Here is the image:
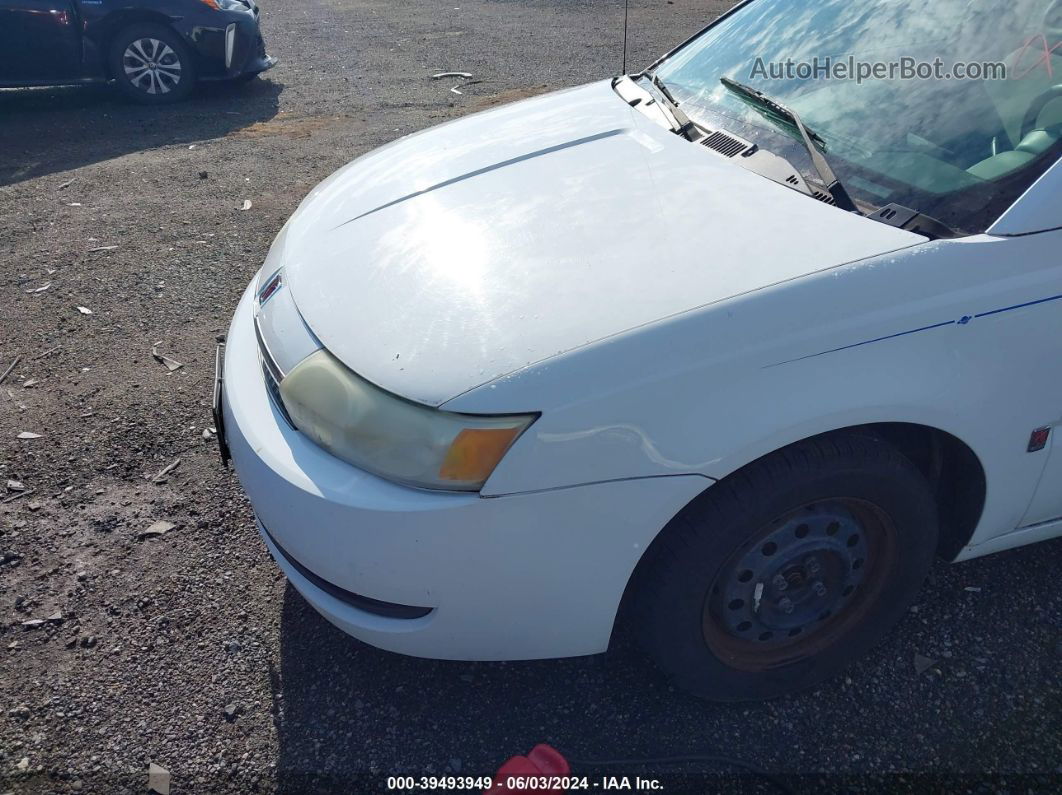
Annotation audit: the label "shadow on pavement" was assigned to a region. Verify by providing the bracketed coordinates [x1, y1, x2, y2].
[271, 585, 791, 794]
[270, 537, 1062, 794]
[0, 78, 282, 186]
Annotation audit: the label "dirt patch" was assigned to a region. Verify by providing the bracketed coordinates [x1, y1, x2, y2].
[228, 115, 343, 140]
[473, 84, 552, 109]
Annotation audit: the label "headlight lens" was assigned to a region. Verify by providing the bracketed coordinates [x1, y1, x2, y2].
[198, 0, 248, 10]
[278, 349, 535, 491]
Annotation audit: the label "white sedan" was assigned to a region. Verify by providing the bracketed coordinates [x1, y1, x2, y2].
[218, 0, 1062, 700]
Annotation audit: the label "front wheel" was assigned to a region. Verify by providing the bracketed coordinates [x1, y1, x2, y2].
[633, 432, 938, 701]
[108, 23, 196, 104]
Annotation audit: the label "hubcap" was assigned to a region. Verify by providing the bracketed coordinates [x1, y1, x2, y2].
[702, 499, 897, 671]
[123, 38, 182, 95]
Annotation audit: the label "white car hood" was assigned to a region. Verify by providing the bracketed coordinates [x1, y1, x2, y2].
[282, 80, 923, 406]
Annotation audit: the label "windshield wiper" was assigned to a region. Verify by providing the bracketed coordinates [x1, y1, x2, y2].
[650, 72, 680, 108]
[720, 77, 861, 214]
[644, 72, 698, 140]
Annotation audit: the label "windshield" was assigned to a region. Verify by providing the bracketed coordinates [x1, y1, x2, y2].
[653, 0, 1062, 233]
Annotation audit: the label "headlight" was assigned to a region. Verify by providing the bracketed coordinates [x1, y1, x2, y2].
[198, 0, 249, 11]
[278, 350, 536, 491]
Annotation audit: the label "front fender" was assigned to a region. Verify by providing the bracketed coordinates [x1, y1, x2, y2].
[448, 232, 1062, 549]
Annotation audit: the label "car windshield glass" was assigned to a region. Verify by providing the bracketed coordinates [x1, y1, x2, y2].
[653, 0, 1062, 233]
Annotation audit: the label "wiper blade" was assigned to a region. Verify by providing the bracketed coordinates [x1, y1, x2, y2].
[721, 76, 861, 214]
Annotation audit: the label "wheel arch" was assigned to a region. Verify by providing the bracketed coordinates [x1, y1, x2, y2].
[613, 422, 986, 645]
[92, 12, 181, 79]
[855, 422, 986, 560]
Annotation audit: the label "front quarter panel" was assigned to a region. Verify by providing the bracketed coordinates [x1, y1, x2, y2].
[447, 232, 1062, 550]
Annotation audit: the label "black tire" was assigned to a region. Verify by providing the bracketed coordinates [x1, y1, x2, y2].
[108, 23, 196, 104]
[633, 432, 938, 701]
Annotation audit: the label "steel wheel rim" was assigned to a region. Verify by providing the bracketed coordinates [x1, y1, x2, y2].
[123, 38, 182, 95]
[702, 498, 898, 672]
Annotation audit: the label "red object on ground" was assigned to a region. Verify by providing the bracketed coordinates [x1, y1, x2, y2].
[483, 744, 571, 794]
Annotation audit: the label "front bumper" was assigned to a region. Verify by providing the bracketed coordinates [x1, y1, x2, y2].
[221, 281, 707, 660]
[178, 5, 276, 80]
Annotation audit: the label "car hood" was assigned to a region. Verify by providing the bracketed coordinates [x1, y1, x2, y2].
[281, 80, 923, 406]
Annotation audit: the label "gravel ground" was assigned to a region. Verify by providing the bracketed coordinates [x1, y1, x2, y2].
[1, 1, 1060, 793]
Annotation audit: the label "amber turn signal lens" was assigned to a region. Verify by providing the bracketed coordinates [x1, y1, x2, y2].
[439, 427, 524, 484]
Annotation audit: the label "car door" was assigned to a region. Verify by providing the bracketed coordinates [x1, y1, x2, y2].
[0, 0, 82, 83]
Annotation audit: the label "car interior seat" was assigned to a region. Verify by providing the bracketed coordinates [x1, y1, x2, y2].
[969, 0, 1062, 179]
